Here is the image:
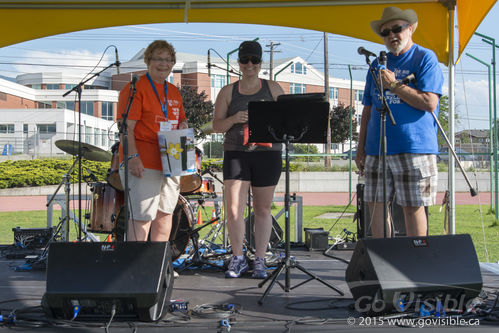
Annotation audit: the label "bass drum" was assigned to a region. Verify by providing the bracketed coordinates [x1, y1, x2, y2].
[169, 195, 194, 260]
[114, 195, 193, 261]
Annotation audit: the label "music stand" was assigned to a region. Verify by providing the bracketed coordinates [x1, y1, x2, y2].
[248, 95, 344, 305]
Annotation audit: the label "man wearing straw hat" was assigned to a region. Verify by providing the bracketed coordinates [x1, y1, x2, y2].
[355, 7, 444, 238]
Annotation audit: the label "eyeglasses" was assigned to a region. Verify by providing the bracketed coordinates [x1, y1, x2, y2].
[239, 56, 261, 65]
[380, 24, 409, 37]
[150, 57, 174, 64]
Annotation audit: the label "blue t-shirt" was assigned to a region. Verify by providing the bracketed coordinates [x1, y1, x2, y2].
[362, 44, 444, 155]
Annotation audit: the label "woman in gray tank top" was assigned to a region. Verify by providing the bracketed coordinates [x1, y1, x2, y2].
[213, 41, 285, 279]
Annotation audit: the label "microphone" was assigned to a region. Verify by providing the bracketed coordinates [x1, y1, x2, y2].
[207, 49, 211, 78]
[379, 51, 387, 70]
[357, 46, 376, 58]
[401, 73, 416, 85]
[130, 74, 139, 90]
[115, 47, 120, 75]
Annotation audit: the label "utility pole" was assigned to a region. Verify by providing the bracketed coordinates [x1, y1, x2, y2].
[265, 41, 281, 80]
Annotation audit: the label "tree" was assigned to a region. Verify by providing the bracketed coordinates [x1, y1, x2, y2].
[330, 103, 358, 144]
[202, 141, 224, 159]
[437, 95, 460, 147]
[179, 86, 214, 140]
[290, 143, 320, 162]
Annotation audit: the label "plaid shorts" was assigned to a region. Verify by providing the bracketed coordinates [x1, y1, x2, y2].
[364, 154, 438, 207]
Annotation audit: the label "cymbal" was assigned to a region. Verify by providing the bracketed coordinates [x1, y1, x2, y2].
[200, 120, 214, 134]
[55, 140, 112, 162]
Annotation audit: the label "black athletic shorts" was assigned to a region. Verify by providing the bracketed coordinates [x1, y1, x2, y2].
[223, 150, 282, 187]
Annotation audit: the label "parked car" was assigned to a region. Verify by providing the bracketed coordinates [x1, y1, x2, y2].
[341, 149, 357, 160]
[437, 147, 474, 162]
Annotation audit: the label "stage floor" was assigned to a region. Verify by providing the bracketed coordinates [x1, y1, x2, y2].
[1, 245, 498, 332]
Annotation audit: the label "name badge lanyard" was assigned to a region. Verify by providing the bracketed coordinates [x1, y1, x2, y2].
[146, 72, 168, 119]
[146, 72, 172, 172]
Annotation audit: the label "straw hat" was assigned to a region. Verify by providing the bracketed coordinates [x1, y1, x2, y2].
[370, 7, 418, 35]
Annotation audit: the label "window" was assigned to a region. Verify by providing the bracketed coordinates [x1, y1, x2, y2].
[290, 83, 306, 94]
[0, 92, 6, 101]
[291, 62, 307, 75]
[31, 84, 41, 89]
[46, 84, 60, 90]
[101, 101, 113, 120]
[65, 84, 76, 89]
[80, 101, 94, 116]
[211, 74, 225, 89]
[23, 124, 28, 134]
[210, 133, 224, 142]
[94, 128, 100, 146]
[101, 129, 107, 147]
[85, 126, 92, 144]
[329, 87, 338, 100]
[56, 101, 75, 110]
[37, 124, 56, 133]
[37, 101, 52, 109]
[0, 124, 14, 133]
[355, 90, 364, 102]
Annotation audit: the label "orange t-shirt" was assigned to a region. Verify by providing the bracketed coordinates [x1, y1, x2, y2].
[117, 74, 187, 170]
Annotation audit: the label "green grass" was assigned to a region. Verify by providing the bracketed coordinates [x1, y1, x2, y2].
[1, 205, 498, 263]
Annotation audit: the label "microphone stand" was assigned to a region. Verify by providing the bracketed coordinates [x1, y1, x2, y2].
[119, 81, 138, 242]
[364, 55, 396, 238]
[62, 60, 120, 242]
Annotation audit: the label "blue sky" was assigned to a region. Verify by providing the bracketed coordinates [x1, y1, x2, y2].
[1, 3, 498, 131]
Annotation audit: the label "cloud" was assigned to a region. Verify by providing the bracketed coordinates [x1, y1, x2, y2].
[12, 49, 113, 80]
[443, 79, 493, 130]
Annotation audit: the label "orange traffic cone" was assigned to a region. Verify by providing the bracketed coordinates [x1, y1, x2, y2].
[105, 234, 113, 242]
[211, 208, 217, 224]
[197, 209, 203, 225]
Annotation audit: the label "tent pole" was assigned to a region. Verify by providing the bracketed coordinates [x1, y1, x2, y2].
[448, 4, 456, 234]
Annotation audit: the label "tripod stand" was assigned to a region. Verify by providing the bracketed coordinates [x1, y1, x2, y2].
[176, 216, 226, 272]
[248, 96, 344, 304]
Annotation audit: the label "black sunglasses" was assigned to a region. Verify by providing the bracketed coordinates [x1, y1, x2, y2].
[380, 24, 409, 37]
[239, 56, 261, 64]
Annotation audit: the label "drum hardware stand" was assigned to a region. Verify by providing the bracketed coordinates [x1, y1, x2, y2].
[63, 52, 120, 241]
[204, 167, 229, 248]
[248, 96, 345, 305]
[176, 217, 226, 272]
[46, 155, 97, 242]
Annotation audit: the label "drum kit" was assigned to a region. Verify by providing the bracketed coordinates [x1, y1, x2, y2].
[52, 135, 223, 263]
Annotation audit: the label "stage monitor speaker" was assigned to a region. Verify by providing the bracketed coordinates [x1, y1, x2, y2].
[345, 234, 482, 313]
[42, 242, 174, 322]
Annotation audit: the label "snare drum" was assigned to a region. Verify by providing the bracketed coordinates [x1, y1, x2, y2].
[180, 147, 203, 194]
[89, 182, 122, 233]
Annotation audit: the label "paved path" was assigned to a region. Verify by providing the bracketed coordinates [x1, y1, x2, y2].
[0, 191, 492, 212]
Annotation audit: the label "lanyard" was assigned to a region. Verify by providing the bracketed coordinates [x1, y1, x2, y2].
[146, 72, 168, 119]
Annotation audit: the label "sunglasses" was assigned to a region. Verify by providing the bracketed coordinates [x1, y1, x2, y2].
[380, 24, 409, 37]
[239, 56, 261, 64]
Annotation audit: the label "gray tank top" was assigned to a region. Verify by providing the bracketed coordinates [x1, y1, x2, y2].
[223, 79, 282, 152]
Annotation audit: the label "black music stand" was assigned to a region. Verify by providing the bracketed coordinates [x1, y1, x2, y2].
[248, 95, 344, 305]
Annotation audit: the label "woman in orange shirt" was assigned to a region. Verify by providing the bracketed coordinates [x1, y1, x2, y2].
[118, 40, 188, 241]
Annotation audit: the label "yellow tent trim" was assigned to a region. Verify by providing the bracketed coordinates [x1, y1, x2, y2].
[0, 1, 496, 64]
